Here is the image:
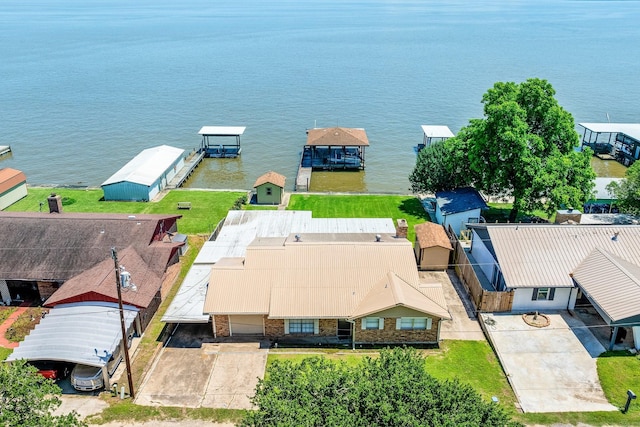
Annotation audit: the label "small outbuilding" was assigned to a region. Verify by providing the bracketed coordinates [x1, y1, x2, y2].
[253, 171, 286, 205]
[414, 222, 453, 270]
[0, 168, 27, 210]
[434, 187, 487, 236]
[102, 145, 185, 201]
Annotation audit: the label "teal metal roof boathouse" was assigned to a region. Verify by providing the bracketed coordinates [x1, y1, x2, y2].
[102, 145, 185, 202]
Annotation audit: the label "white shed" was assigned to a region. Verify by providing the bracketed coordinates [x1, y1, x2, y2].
[434, 187, 487, 236]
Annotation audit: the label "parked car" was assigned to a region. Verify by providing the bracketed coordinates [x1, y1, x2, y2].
[71, 339, 129, 391]
[30, 361, 71, 380]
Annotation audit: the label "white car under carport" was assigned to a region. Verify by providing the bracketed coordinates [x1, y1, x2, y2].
[7, 302, 138, 390]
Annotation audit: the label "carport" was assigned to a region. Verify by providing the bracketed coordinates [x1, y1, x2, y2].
[572, 247, 640, 350]
[6, 302, 137, 387]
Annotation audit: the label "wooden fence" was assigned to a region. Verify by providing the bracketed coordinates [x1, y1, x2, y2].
[448, 225, 514, 313]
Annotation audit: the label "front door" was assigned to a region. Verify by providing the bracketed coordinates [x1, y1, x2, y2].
[337, 319, 352, 338]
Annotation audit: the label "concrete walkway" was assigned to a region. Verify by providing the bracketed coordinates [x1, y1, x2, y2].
[0, 306, 28, 348]
[480, 312, 616, 413]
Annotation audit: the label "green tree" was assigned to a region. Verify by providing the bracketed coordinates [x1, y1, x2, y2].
[0, 360, 86, 427]
[409, 78, 595, 221]
[242, 347, 522, 427]
[607, 161, 640, 215]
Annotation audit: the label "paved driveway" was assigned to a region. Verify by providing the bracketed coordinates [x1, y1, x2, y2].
[480, 312, 616, 413]
[136, 325, 267, 410]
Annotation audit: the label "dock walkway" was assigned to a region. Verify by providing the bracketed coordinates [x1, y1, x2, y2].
[0, 145, 11, 156]
[166, 150, 205, 189]
[296, 166, 312, 191]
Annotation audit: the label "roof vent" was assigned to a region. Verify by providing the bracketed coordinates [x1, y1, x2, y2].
[295, 234, 301, 242]
[612, 232, 619, 241]
[375, 234, 381, 242]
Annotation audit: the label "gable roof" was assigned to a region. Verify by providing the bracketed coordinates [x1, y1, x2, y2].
[0, 168, 27, 193]
[44, 246, 162, 309]
[350, 272, 450, 319]
[414, 222, 453, 250]
[204, 233, 448, 320]
[0, 212, 182, 282]
[102, 145, 185, 187]
[435, 187, 487, 215]
[572, 248, 640, 325]
[306, 127, 369, 147]
[253, 171, 286, 188]
[481, 224, 640, 288]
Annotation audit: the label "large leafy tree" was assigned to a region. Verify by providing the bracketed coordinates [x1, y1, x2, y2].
[242, 347, 522, 427]
[409, 78, 595, 221]
[0, 360, 86, 427]
[607, 161, 640, 215]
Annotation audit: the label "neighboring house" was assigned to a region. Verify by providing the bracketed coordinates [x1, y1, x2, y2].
[414, 222, 453, 270]
[203, 232, 451, 345]
[467, 224, 640, 314]
[572, 248, 640, 350]
[0, 210, 182, 306]
[0, 167, 27, 210]
[253, 171, 285, 205]
[163, 210, 397, 324]
[102, 145, 185, 201]
[434, 187, 487, 236]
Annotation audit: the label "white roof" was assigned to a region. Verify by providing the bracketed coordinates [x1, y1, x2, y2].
[102, 145, 185, 187]
[198, 126, 246, 136]
[163, 210, 396, 323]
[7, 303, 137, 368]
[421, 125, 455, 139]
[579, 123, 640, 141]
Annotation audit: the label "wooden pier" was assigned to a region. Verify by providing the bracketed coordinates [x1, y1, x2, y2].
[167, 150, 205, 189]
[0, 146, 11, 156]
[296, 165, 312, 191]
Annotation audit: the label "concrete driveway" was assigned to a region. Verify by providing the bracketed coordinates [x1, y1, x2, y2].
[136, 325, 267, 410]
[480, 312, 616, 413]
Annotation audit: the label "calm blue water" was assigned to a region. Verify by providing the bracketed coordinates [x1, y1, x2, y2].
[1, 0, 639, 192]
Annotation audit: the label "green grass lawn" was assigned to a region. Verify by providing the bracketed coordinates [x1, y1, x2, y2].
[483, 202, 554, 223]
[7, 187, 246, 235]
[0, 347, 12, 361]
[287, 194, 429, 242]
[267, 341, 517, 412]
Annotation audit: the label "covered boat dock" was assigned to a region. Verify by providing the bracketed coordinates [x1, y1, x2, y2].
[199, 126, 246, 158]
[301, 127, 369, 171]
[579, 123, 640, 166]
[417, 125, 454, 153]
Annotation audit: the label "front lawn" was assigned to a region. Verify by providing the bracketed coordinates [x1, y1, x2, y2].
[7, 188, 246, 235]
[287, 194, 429, 242]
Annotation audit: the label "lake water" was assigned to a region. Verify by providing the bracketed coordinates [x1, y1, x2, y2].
[1, 0, 639, 192]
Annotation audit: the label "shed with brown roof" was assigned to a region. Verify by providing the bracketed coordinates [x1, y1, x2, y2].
[253, 171, 285, 205]
[0, 168, 27, 210]
[414, 222, 453, 270]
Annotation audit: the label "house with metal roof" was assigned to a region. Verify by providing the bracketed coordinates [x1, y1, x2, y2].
[203, 232, 450, 346]
[434, 187, 487, 236]
[467, 224, 640, 341]
[102, 145, 185, 201]
[414, 222, 453, 271]
[253, 171, 286, 205]
[162, 210, 398, 324]
[0, 167, 27, 210]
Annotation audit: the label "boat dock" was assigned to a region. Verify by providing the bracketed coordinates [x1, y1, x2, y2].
[0, 146, 11, 156]
[166, 150, 205, 189]
[198, 126, 246, 158]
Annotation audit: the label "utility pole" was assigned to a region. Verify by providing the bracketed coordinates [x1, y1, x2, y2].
[111, 247, 135, 399]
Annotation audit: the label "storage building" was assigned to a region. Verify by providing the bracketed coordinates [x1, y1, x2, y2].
[0, 168, 27, 210]
[102, 145, 185, 201]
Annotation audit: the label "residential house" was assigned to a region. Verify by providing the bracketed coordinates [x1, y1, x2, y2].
[0, 168, 27, 210]
[203, 232, 450, 345]
[434, 187, 487, 236]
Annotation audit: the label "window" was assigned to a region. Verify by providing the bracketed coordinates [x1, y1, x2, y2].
[266, 187, 272, 196]
[285, 319, 318, 334]
[362, 317, 383, 330]
[532, 287, 555, 301]
[396, 317, 432, 331]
